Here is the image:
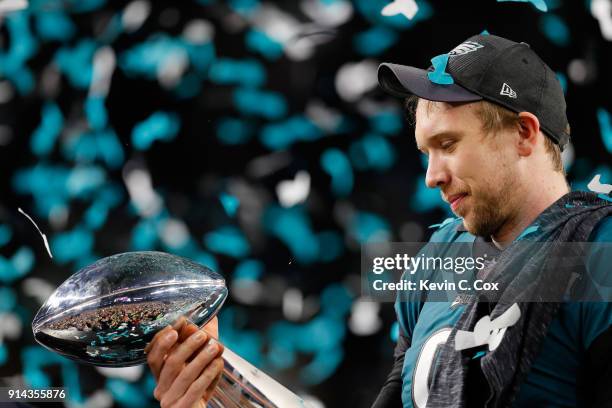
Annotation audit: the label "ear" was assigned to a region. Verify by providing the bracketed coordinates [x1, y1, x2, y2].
[516, 112, 541, 157]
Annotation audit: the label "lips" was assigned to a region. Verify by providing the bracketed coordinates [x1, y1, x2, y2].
[447, 193, 468, 211]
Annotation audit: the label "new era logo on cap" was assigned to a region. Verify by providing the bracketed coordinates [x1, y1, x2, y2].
[500, 83, 517, 98]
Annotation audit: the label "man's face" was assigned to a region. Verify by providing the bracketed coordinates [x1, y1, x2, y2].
[414, 100, 521, 237]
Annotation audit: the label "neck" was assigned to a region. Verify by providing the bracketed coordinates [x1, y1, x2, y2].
[491, 173, 569, 246]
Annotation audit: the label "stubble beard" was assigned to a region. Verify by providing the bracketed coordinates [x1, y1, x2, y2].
[463, 173, 518, 238]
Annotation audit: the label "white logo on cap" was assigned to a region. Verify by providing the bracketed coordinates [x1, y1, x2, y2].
[449, 41, 484, 56]
[500, 83, 517, 98]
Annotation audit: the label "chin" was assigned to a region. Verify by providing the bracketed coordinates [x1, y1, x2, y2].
[462, 219, 478, 235]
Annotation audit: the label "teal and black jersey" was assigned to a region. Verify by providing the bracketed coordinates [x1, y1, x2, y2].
[390, 216, 612, 408]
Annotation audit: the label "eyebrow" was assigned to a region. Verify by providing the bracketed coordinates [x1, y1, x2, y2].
[416, 130, 464, 153]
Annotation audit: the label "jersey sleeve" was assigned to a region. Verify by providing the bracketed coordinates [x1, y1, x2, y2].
[394, 217, 464, 340]
[577, 216, 612, 406]
[371, 218, 464, 407]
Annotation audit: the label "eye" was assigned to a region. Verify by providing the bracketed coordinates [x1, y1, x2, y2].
[440, 140, 456, 151]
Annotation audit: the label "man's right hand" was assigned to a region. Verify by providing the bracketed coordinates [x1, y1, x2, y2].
[145, 318, 224, 408]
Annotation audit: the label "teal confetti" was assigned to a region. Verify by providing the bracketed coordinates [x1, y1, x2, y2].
[193, 251, 219, 272]
[369, 110, 402, 135]
[517, 225, 540, 240]
[85, 96, 108, 130]
[246, 29, 283, 60]
[349, 211, 391, 243]
[321, 148, 354, 197]
[349, 133, 396, 172]
[228, 0, 261, 14]
[55, 39, 96, 89]
[96, 129, 125, 169]
[106, 379, 148, 408]
[35, 10, 76, 42]
[183, 41, 215, 73]
[233, 259, 263, 281]
[411, 174, 446, 213]
[12, 247, 34, 275]
[209, 58, 266, 87]
[540, 14, 570, 46]
[66, 165, 106, 197]
[301, 346, 343, 385]
[353, 26, 398, 56]
[268, 342, 296, 370]
[131, 219, 158, 250]
[31, 102, 63, 156]
[596, 108, 612, 154]
[260, 115, 322, 149]
[216, 118, 253, 145]
[0, 225, 12, 247]
[598, 194, 612, 202]
[173, 73, 203, 99]
[204, 226, 250, 258]
[70, 0, 107, 13]
[0, 11, 38, 94]
[84, 202, 109, 230]
[0, 286, 17, 312]
[120, 34, 187, 80]
[51, 228, 94, 263]
[427, 53, 454, 85]
[234, 88, 287, 120]
[263, 206, 319, 264]
[132, 112, 180, 150]
[317, 231, 344, 262]
[0, 344, 7, 365]
[220, 193, 240, 216]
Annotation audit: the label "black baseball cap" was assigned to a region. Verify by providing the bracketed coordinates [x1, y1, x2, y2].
[378, 34, 570, 150]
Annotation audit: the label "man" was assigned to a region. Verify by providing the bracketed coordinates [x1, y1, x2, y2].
[372, 34, 612, 407]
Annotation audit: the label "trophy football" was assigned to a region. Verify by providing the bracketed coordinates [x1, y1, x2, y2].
[32, 251, 307, 407]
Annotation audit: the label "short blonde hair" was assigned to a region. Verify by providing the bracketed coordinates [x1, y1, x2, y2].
[404, 96, 568, 174]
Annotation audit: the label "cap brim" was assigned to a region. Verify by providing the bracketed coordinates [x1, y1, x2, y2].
[378, 63, 482, 102]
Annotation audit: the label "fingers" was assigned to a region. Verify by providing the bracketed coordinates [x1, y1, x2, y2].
[146, 326, 178, 381]
[170, 356, 225, 408]
[144, 324, 174, 354]
[155, 329, 210, 400]
[178, 322, 198, 343]
[159, 338, 223, 407]
[202, 358, 224, 402]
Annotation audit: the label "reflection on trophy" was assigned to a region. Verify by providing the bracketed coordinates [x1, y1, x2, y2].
[32, 251, 308, 408]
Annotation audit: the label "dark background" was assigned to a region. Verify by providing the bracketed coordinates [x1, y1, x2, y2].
[0, 0, 610, 407]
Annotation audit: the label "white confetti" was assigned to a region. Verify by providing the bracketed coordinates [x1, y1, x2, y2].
[591, 0, 612, 40]
[587, 174, 612, 194]
[0, 0, 27, 15]
[381, 0, 418, 20]
[18, 207, 53, 258]
[276, 171, 311, 207]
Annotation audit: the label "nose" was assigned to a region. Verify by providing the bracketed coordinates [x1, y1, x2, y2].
[425, 154, 450, 189]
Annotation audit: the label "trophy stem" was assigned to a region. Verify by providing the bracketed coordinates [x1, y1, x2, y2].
[209, 347, 307, 408]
